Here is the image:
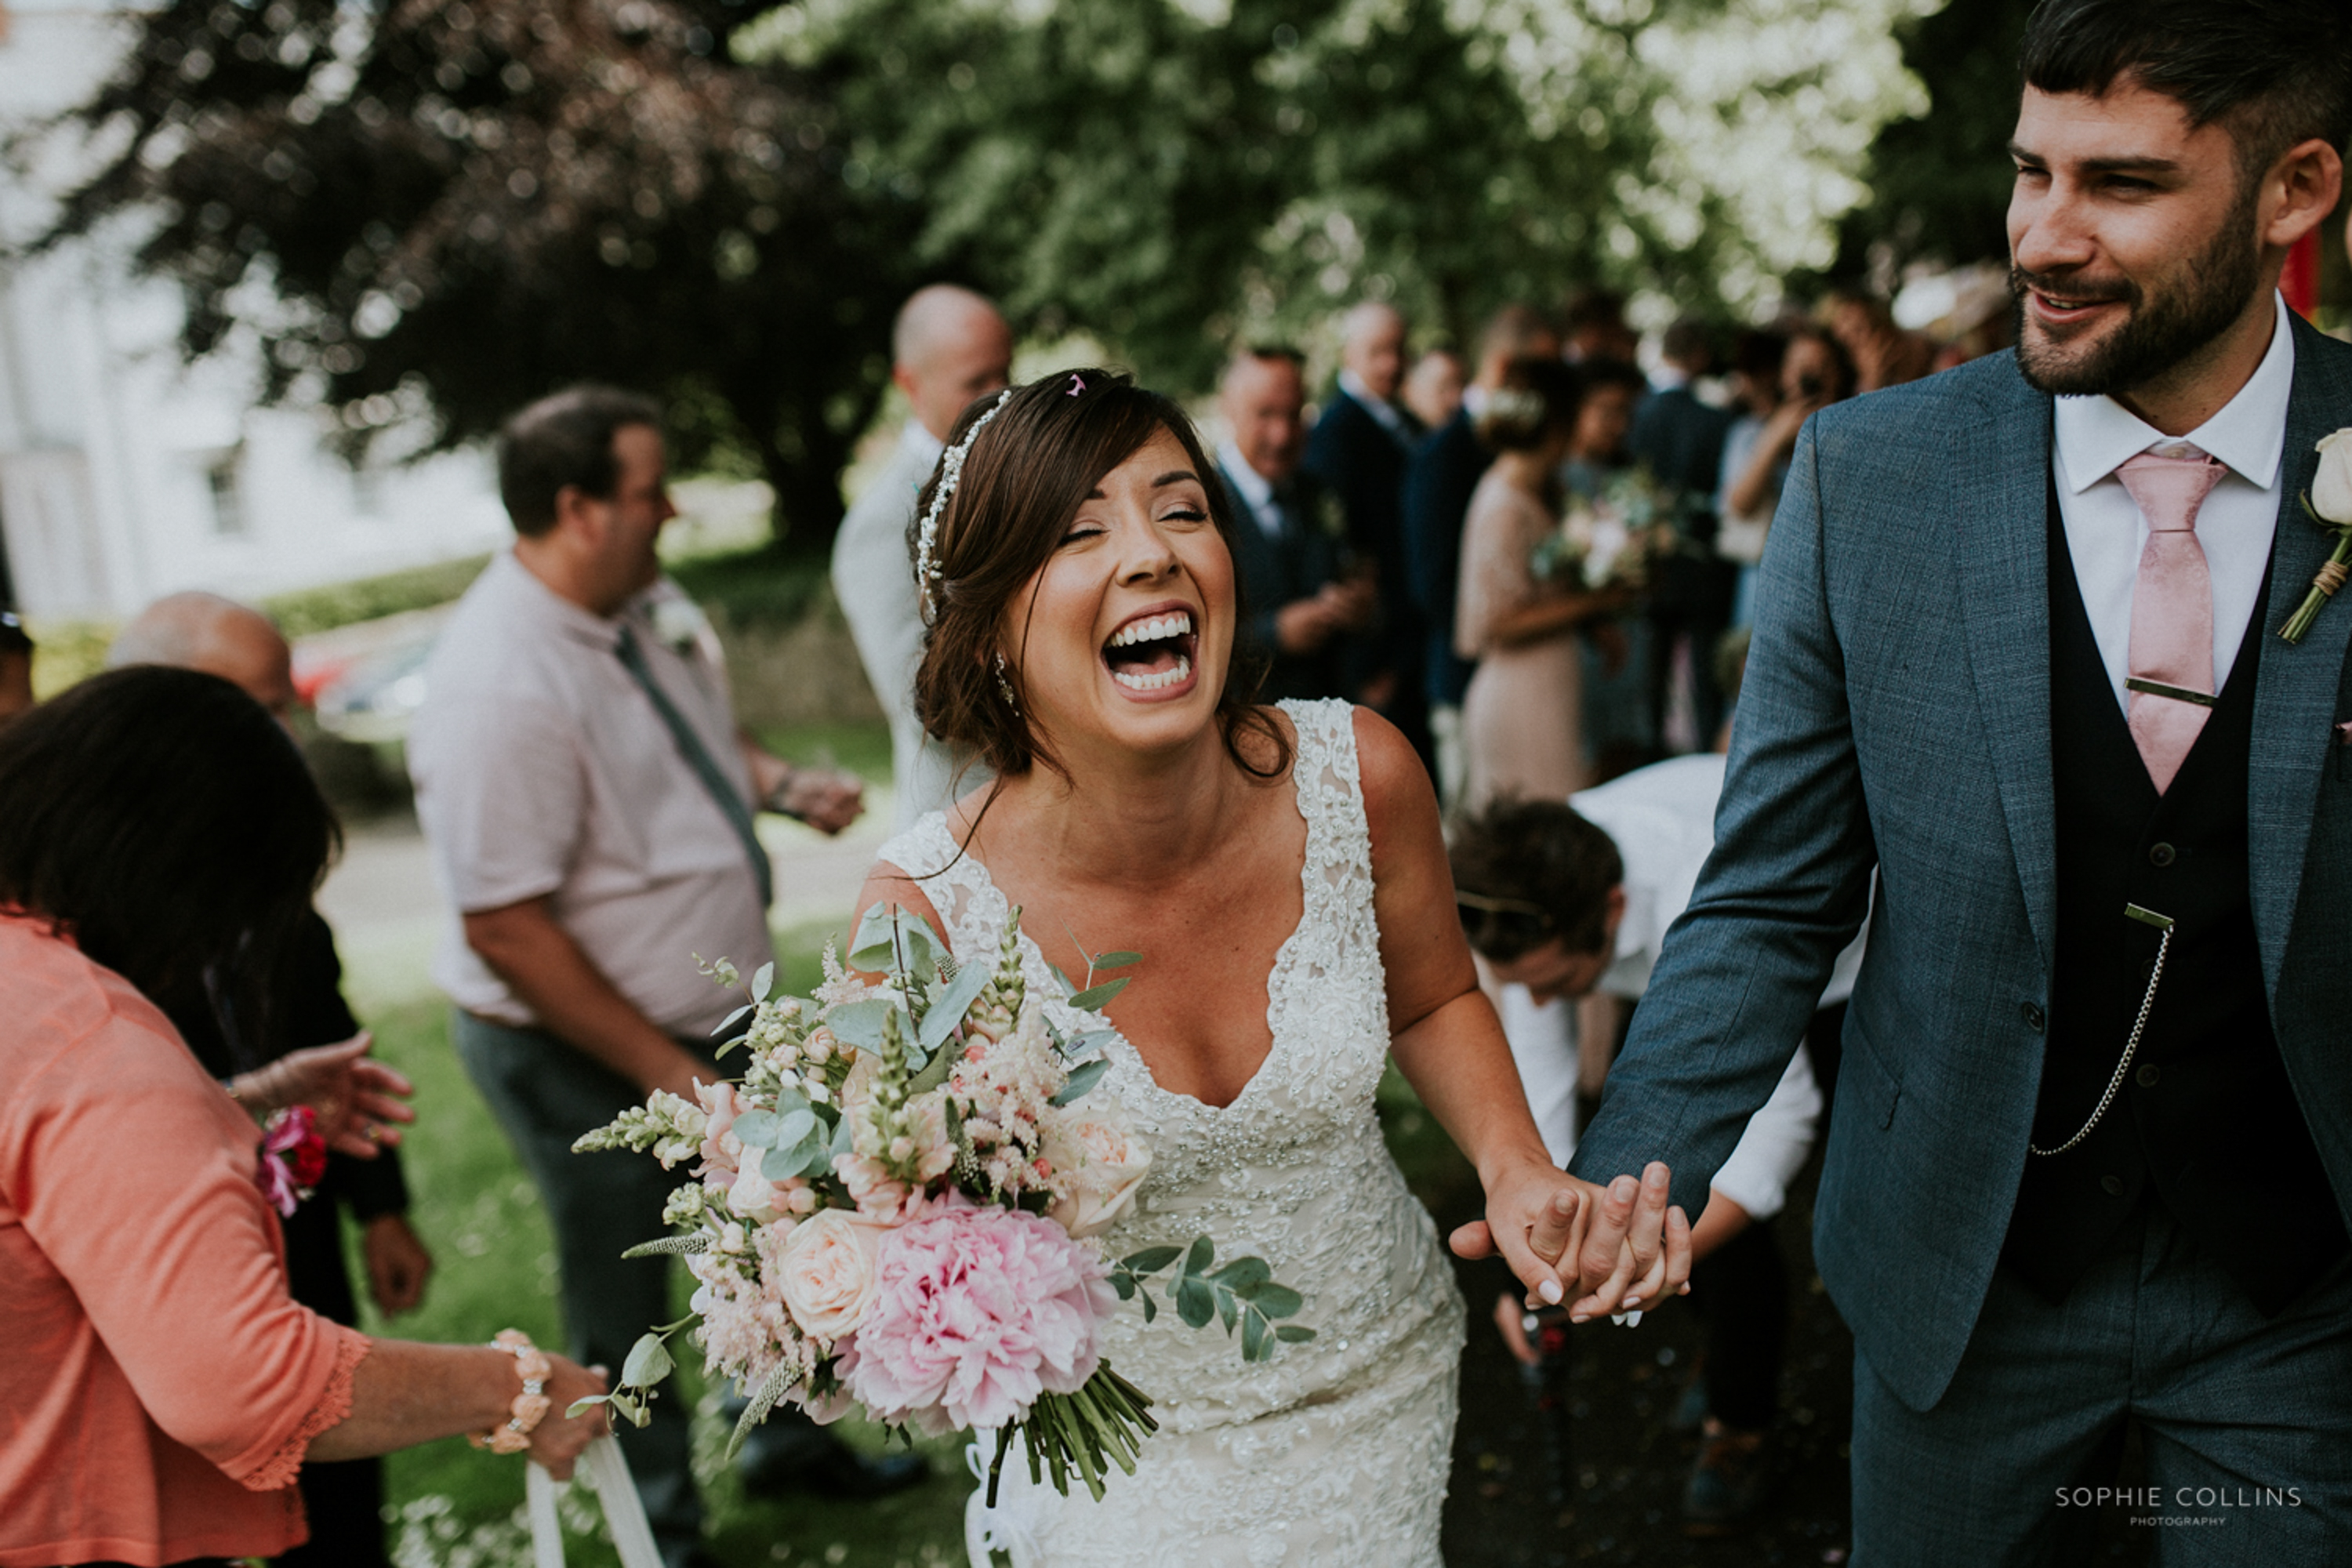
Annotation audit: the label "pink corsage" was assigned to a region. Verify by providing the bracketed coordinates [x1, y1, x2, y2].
[258, 1106, 328, 1218]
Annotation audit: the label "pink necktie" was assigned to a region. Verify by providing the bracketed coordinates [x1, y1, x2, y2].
[2116, 448, 2225, 794]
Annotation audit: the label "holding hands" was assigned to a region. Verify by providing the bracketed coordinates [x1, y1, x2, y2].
[1452, 1159, 1693, 1323]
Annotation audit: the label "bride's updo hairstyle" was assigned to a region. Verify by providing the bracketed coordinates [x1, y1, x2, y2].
[910, 367, 1290, 784]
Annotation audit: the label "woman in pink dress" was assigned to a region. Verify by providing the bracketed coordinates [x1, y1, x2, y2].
[1455, 358, 1631, 808]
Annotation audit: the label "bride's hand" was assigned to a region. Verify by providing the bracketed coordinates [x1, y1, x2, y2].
[1451, 1160, 1693, 1319]
[1449, 1159, 1592, 1308]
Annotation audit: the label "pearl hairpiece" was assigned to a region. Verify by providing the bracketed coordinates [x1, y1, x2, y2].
[916, 387, 1017, 623]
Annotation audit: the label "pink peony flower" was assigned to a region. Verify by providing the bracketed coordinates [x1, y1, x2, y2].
[836, 1194, 1117, 1436]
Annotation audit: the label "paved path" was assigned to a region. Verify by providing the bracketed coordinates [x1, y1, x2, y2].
[318, 801, 896, 1011]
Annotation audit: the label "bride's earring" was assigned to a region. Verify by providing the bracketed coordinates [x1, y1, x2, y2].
[994, 652, 1021, 715]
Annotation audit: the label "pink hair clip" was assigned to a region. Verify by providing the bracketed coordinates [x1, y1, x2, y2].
[1067, 374, 1085, 396]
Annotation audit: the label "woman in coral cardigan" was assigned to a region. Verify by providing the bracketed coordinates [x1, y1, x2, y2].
[0, 667, 608, 1568]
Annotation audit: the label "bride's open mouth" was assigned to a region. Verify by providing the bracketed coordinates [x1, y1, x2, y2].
[1102, 605, 1199, 699]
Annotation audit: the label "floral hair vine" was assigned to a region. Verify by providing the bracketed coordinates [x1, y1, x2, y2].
[916, 387, 1017, 622]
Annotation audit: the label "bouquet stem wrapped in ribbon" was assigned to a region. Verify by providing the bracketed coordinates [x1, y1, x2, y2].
[572, 906, 1311, 1503]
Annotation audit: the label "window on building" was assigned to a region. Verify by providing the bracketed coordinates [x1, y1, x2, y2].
[205, 450, 245, 537]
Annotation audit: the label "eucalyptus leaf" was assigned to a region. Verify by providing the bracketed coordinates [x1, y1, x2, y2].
[764, 1136, 826, 1181]
[849, 904, 938, 977]
[826, 999, 894, 1051]
[1051, 1058, 1112, 1106]
[1174, 1276, 1216, 1330]
[1242, 1308, 1269, 1361]
[1215, 1285, 1238, 1334]
[1065, 1028, 1120, 1061]
[731, 1109, 781, 1149]
[828, 1111, 858, 1160]
[920, 960, 993, 1052]
[1122, 1245, 1183, 1276]
[1210, 1257, 1272, 1291]
[1248, 1283, 1305, 1319]
[906, 1034, 956, 1096]
[751, 961, 775, 1002]
[566, 1392, 614, 1418]
[773, 1107, 817, 1150]
[1275, 1325, 1317, 1343]
[1089, 950, 1142, 971]
[1181, 1235, 1215, 1279]
[1139, 1291, 1157, 1324]
[1109, 1272, 1137, 1301]
[712, 1004, 754, 1036]
[1066, 977, 1130, 1012]
[621, 1333, 675, 1389]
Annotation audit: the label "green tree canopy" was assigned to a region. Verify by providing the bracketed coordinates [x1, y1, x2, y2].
[18, 0, 921, 546]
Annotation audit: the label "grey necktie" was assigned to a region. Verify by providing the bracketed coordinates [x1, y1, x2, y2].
[613, 624, 772, 908]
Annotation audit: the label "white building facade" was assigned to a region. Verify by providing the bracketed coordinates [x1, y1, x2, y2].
[0, 1, 510, 622]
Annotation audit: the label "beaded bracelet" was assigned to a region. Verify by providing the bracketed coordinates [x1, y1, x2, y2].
[470, 1328, 554, 1454]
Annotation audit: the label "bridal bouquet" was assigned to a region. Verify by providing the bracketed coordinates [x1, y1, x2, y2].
[1533, 467, 1698, 591]
[572, 906, 1312, 1504]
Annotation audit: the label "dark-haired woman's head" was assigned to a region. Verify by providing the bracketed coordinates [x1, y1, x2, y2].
[0, 666, 338, 1062]
[910, 368, 1287, 786]
[1475, 356, 1584, 460]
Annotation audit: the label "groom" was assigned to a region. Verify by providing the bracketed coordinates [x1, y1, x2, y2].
[1559, 1, 2352, 1557]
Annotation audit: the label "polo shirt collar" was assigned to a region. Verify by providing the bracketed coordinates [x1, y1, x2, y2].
[899, 419, 946, 470]
[2053, 291, 2296, 494]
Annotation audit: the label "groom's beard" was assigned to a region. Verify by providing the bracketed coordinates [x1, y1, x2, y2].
[2010, 185, 2264, 399]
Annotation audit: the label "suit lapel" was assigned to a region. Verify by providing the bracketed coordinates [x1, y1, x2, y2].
[1955, 369, 2060, 971]
[2248, 318, 2352, 997]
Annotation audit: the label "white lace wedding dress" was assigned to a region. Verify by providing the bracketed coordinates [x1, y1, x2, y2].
[877, 699, 1465, 1567]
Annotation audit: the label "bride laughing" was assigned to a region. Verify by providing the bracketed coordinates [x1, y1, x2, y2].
[855, 369, 1688, 1565]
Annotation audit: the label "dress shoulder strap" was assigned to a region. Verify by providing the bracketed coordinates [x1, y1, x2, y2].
[1274, 699, 1379, 952]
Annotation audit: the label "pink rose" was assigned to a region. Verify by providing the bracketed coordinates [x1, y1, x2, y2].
[1042, 1100, 1152, 1239]
[836, 1195, 1117, 1435]
[775, 1209, 887, 1341]
[695, 1080, 745, 1178]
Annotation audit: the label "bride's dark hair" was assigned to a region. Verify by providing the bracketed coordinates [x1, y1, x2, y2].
[909, 367, 1290, 786]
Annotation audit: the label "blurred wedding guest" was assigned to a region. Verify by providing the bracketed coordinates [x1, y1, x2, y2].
[409, 387, 907, 1568]
[1401, 345, 1465, 432]
[832, 284, 1012, 829]
[0, 666, 609, 1568]
[1402, 307, 1559, 805]
[1827, 287, 1936, 393]
[1717, 325, 1855, 627]
[1561, 285, 1639, 364]
[0, 609, 31, 725]
[108, 591, 433, 1568]
[1216, 346, 1377, 702]
[1563, 358, 1656, 779]
[1451, 788, 1828, 1533]
[1455, 357, 1628, 808]
[1631, 320, 1739, 747]
[1305, 299, 1428, 763]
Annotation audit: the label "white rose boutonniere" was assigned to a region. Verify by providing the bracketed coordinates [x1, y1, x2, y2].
[2279, 429, 2352, 644]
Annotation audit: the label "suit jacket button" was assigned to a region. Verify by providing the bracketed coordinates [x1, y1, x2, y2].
[2100, 1174, 2125, 1196]
[2136, 1064, 2161, 1088]
[2020, 1002, 2045, 1032]
[2149, 841, 2176, 867]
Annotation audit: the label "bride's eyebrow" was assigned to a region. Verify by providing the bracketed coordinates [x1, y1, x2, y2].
[1079, 471, 1201, 499]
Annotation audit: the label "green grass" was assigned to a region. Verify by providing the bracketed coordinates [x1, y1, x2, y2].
[350, 904, 1475, 1566]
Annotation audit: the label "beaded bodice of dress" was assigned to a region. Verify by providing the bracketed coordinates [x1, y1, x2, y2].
[875, 699, 1461, 1439]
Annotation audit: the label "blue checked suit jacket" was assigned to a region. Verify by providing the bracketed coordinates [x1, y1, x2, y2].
[1570, 319, 2352, 1411]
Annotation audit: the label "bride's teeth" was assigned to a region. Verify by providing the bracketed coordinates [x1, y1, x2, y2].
[1111, 654, 1192, 691]
[1108, 612, 1193, 649]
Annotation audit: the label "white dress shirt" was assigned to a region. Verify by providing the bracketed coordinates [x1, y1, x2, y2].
[831, 420, 983, 831]
[2053, 292, 2296, 713]
[1215, 438, 1288, 539]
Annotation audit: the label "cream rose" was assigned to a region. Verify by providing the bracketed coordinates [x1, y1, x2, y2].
[1044, 1100, 1153, 1239]
[2314, 429, 2352, 524]
[775, 1208, 886, 1341]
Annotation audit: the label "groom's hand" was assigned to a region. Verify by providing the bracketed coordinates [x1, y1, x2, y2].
[1566, 1163, 1692, 1323]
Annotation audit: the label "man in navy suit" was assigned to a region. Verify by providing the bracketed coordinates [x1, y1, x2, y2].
[1217, 347, 1376, 702]
[1403, 305, 1561, 801]
[1541, 2, 2352, 1557]
[1305, 302, 1428, 763]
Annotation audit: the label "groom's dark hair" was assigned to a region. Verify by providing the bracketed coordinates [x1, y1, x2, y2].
[1449, 800, 1622, 963]
[2021, 0, 2352, 182]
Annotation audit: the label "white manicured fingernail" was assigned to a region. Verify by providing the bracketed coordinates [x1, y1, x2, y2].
[1539, 1279, 1563, 1305]
[1610, 1312, 1628, 1327]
